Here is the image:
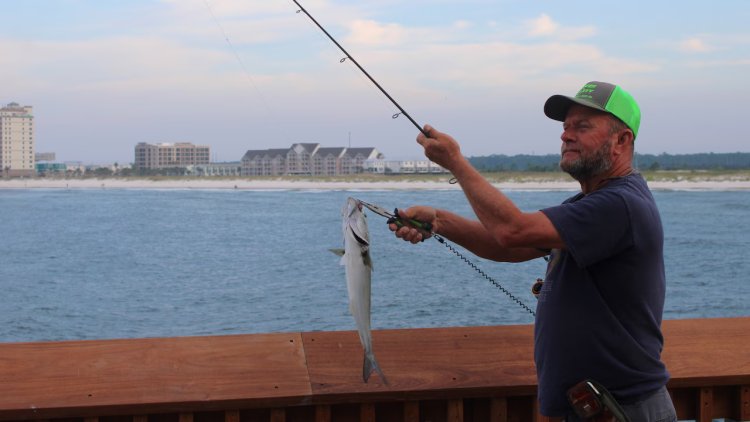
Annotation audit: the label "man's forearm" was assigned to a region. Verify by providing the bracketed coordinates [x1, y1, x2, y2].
[434, 208, 544, 263]
[450, 158, 526, 245]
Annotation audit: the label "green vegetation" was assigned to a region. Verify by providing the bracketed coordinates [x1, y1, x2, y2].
[29, 152, 750, 183]
[469, 152, 750, 172]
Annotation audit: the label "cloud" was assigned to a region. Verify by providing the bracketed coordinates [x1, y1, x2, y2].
[345, 19, 408, 46]
[527, 14, 558, 36]
[453, 20, 473, 31]
[161, 0, 295, 18]
[679, 37, 714, 53]
[524, 14, 596, 41]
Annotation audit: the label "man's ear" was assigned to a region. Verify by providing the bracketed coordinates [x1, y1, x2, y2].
[618, 129, 634, 146]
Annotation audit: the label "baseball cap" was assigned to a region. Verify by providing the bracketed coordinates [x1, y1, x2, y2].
[544, 81, 641, 138]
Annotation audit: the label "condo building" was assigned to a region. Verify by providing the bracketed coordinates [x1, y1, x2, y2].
[0, 102, 35, 177]
[241, 143, 383, 176]
[134, 142, 210, 171]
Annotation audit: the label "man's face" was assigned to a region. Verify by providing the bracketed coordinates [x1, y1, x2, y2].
[559, 105, 616, 181]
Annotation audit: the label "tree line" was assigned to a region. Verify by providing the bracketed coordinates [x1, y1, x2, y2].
[468, 152, 750, 172]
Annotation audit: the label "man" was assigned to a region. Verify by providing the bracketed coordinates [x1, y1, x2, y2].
[391, 81, 676, 421]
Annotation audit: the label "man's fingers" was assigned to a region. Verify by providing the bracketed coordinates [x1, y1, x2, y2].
[417, 124, 437, 146]
[394, 226, 421, 243]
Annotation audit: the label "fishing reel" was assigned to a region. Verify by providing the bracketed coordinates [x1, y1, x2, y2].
[532, 278, 544, 299]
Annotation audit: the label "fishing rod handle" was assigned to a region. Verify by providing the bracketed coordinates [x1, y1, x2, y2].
[392, 209, 433, 232]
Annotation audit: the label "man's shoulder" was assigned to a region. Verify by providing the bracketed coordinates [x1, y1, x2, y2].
[593, 173, 653, 201]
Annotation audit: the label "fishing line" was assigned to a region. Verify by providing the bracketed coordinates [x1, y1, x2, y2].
[432, 234, 537, 317]
[387, 206, 536, 316]
[203, 0, 267, 103]
[202, 0, 291, 142]
[291, 0, 428, 137]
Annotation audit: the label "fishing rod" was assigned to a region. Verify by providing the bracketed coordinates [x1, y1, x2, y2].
[292, 0, 429, 137]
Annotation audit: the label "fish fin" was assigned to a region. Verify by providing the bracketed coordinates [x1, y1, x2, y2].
[329, 248, 345, 257]
[363, 352, 389, 386]
[362, 249, 373, 271]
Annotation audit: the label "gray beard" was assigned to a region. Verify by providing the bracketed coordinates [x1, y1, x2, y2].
[560, 142, 612, 181]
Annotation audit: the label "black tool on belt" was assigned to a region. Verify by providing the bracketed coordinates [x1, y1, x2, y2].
[566, 379, 631, 422]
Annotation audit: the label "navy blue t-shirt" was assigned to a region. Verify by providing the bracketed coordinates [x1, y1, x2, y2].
[535, 173, 670, 416]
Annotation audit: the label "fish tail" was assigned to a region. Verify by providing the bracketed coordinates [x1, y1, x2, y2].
[363, 352, 389, 385]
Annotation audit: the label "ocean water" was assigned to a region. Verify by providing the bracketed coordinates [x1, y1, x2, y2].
[0, 187, 748, 343]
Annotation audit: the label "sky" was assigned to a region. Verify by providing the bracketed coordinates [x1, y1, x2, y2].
[1, 0, 748, 164]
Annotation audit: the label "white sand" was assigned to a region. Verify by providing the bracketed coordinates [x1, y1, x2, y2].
[1, 177, 750, 191]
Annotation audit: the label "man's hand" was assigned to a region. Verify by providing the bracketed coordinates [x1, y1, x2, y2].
[389, 206, 437, 244]
[417, 124, 465, 172]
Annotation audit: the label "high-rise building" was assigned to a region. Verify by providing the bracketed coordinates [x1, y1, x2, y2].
[134, 142, 210, 171]
[0, 102, 35, 177]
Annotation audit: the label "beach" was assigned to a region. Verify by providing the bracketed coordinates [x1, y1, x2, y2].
[2, 176, 750, 191]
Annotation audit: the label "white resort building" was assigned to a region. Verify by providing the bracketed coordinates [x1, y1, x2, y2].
[0, 102, 35, 177]
[241, 144, 383, 176]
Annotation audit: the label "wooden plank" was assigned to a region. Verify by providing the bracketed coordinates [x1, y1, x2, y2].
[447, 399, 463, 422]
[662, 318, 750, 387]
[302, 325, 538, 401]
[699, 387, 713, 422]
[669, 388, 695, 420]
[742, 385, 750, 422]
[314, 405, 331, 422]
[224, 410, 240, 422]
[0, 333, 311, 420]
[360, 403, 375, 422]
[403, 401, 419, 422]
[133, 416, 148, 422]
[270, 409, 285, 422]
[179, 413, 193, 422]
[490, 397, 507, 422]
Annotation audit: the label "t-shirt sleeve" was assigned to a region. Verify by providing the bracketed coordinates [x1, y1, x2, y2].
[541, 190, 633, 268]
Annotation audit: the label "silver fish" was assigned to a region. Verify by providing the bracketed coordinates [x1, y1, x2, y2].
[332, 197, 388, 384]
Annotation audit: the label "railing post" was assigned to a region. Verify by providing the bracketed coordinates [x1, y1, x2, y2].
[741, 385, 750, 422]
[490, 397, 507, 422]
[225, 410, 240, 422]
[315, 404, 331, 422]
[270, 409, 285, 422]
[699, 387, 713, 422]
[447, 399, 463, 422]
[360, 403, 375, 422]
[403, 401, 419, 422]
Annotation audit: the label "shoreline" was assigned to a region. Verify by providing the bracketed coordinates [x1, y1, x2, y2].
[2, 177, 750, 191]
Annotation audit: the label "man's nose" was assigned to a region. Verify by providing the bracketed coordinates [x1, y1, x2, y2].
[560, 129, 574, 143]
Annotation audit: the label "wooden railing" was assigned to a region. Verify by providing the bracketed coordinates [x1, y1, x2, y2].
[0, 317, 748, 422]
